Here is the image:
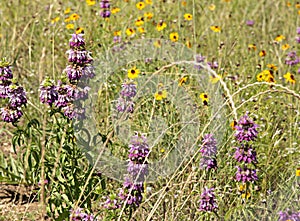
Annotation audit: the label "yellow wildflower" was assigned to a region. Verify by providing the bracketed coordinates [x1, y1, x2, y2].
[259, 50, 266, 57]
[241, 192, 251, 199]
[210, 74, 221, 83]
[208, 4, 216, 11]
[284, 72, 296, 84]
[51, 16, 60, 24]
[135, 17, 144, 27]
[154, 40, 161, 48]
[65, 17, 71, 23]
[76, 27, 84, 34]
[138, 27, 145, 33]
[64, 7, 71, 14]
[144, 12, 153, 20]
[210, 26, 221, 32]
[70, 13, 80, 21]
[267, 64, 278, 71]
[154, 90, 167, 101]
[248, 44, 257, 51]
[114, 30, 121, 36]
[126, 28, 135, 36]
[186, 40, 192, 48]
[230, 121, 237, 130]
[66, 24, 74, 30]
[156, 21, 167, 31]
[111, 8, 121, 14]
[282, 44, 290, 50]
[274, 35, 285, 42]
[136, 2, 146, 10]
[199, 93, 209, 105]
[178, 76, 188, 86]
[86, 0, 96, 6]
[296, 168, 300, 176]
[170, 32, 179, 42]
[184, 13, 193, 21]
[128, 67, 140, 79]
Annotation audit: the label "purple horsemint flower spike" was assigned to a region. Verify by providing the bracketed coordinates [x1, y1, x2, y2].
[70, 207, 96, 221]
[81, 65, 95, 79]
[235, 113, 259, 142]
[0, 107, 23, 123]
[0, 84, 11, 98]
[235, 166, 258, 182]
[234, 144, 257, 164]
[69, 33, 86, 48]
[66, 49, 93, 65]
[297, 27, 300, 35]
[100, 0, 111, 18]
[100, 10, 111, 18]
[194, 54, 206, 70]
[285, 51, 300, 66]
[199, 134, 218, 170]
[116, 97, 135, 113]
[118, 177, 144, 208]
[128, 132, 150, 163]
[7, 85, 27, 108]
[64, 65, 83, 81]
[127, 161, 149, 182]
[116, 81, 137, 113]
[39, 78, 58, 106]
[0, 66, 13, 82]
[65, 84, 90, 101]
[54, 81, 73, 108]
[113, 36, 121, 43]
[207, 61, 219, 69]
[62, 103, 86, 120]
[278, 209, 300, 221]
[200, 134, 217, 156]
[120, 82, 137, 98]
[100, 0, 110, 8]
[200, 157, 217, 170]
[103, 196, 120, 210]
[199, 187, 218, 212]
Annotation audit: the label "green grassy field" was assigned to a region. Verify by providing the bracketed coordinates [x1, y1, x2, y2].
[0, 0, 300, 220]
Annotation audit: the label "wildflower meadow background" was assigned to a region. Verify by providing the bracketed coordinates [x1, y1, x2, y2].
[0, 0, 300, 220]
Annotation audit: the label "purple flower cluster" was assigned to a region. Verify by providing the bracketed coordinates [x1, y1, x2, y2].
[117, 177, 144, 208]
[100, 0, 111, 18]
[194, 54, 205, 70]
[296, 27, 300, 44]
[278, 209, 300, 221]
[234, 144, 257, 164]
[246, 20, 255, 26]
[103, 132, 149, 209]
[235, 165, 258, 182]
[285, 51, 300, 66]
[235, 113, 258, 142]
[207, 61, 219, 69]
[194, 55, 218, 70]
[40, 34, 94, 120]
[0, 62, 27, 123]
[70, 207, 96, 221]
[199, 187, 218, 212]
[234, 113, 259, 184]
[116, 81, 137, 113]
[118, 133, 149, 207]
[127, 133, 149, 180]
[199, 134, 217, 171]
